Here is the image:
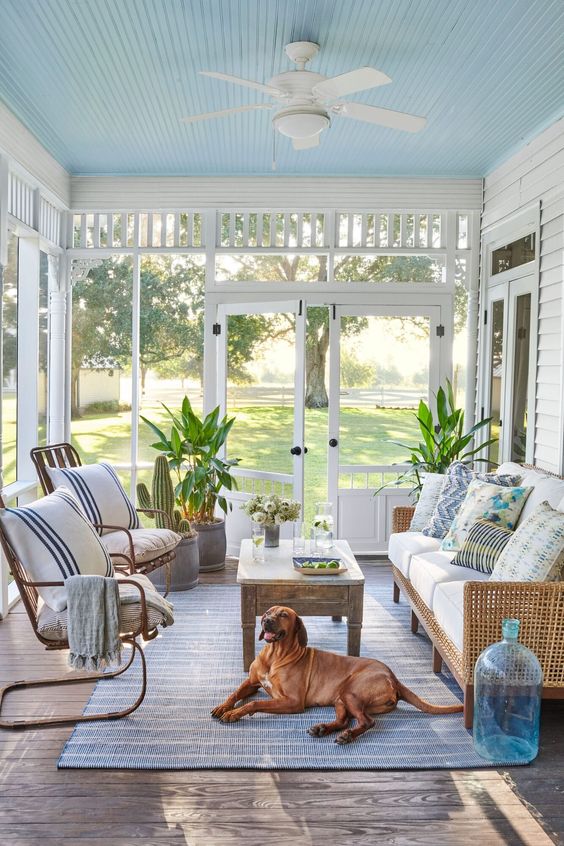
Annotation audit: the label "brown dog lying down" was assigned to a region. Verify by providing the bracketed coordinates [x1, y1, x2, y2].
[212, 605, 463, 744]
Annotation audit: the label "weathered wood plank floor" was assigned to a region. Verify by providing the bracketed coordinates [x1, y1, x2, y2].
[0, 562, 561, 846]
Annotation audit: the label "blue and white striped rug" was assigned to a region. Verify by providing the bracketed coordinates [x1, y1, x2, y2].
[58, 582, 507, 769]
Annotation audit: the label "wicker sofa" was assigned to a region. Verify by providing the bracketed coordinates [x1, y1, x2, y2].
[388, 462, 564, 727]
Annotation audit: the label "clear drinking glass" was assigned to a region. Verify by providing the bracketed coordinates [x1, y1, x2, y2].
[251, 523, 266, 561]
[314, 501, 334, 552]
[293, 521, 306, 553]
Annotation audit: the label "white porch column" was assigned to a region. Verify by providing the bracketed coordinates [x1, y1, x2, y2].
[48, 253, 66, 442]
[465, 286, 480, 428]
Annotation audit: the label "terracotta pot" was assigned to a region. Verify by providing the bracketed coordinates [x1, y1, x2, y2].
[193, 518, 226, 571]
[264, 524, 280, 548]
[148, 535, 199, 592]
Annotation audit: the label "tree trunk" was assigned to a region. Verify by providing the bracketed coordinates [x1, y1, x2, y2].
[71, 369, 81, 419]
[141, 366, 148, 394]
[305, 323, 330, 408]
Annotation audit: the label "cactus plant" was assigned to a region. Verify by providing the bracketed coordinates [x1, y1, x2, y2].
[137, 454, 194, 536]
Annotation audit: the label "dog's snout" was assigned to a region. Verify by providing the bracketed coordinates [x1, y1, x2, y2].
[263, 616, 275, 631]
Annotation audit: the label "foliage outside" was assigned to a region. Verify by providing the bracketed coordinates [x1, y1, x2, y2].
[141, 396, 239, 524]
[379, 379, 496, 497]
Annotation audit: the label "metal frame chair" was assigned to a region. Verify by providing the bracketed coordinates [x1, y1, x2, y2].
[31, 442, 176, 593]
[0, 495, 159, 729]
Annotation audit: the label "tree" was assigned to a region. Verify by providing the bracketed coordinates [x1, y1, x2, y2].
[71, 255, 206, 415]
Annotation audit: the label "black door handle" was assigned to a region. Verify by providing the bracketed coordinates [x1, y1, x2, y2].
[290, 446, 302, 456]
[329, 438, 338, 447]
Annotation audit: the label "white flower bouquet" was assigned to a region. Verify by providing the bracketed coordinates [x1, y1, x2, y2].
[242, 493, 301, 526]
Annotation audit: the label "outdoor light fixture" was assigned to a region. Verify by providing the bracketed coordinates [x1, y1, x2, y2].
[273, 107, 331, 139]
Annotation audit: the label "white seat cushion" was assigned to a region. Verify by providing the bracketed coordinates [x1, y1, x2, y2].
[102, 528, 181, 564]
[37, 596, 166, 641]
[432, 580, 467, 652]
[388, 532, 441, 577]
[409, 550, 490, 609]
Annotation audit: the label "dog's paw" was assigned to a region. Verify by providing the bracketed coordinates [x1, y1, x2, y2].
[220, 709, 241, 723]
[308, 723, 327, 737]
[211, 703, 229, 719]
[335, 729, 354, 745]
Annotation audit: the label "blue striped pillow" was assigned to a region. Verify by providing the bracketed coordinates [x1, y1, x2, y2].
[452, 519, 513, 574]
[46, 462, 140, 534]
[0, 487, 113, 611]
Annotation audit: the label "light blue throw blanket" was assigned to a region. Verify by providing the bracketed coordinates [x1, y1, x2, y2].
[65, 575, 122, 671]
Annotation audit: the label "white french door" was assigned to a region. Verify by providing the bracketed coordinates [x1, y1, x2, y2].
[483, 275, 537, 465]
[327, 304, 443, 552]
[215, 299, 306, 554]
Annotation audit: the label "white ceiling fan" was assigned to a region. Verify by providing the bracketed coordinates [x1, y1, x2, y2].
[182, 41, 427, 150]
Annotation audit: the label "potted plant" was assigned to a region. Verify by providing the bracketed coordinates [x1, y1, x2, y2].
[377, 379, 496, 498]
[241, 494, 302, 547]
[141, 397, 239, 571]
[137, 455, 199, 590]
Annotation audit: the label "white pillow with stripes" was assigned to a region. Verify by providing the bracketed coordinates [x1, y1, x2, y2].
[46, 462, 140, 535]
[0, 487, 113, 612]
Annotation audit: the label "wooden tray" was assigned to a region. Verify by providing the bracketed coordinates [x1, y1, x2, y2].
[293, 556, 347, 575]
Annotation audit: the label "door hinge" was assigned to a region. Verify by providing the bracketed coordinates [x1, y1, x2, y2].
[481, 406, 485, 420]
[298, 299, 303, 316]
[436, 324, 445, 337]
[212, 323, 221, 336]
[332, 304, 336, 320]
[484, 309, 488, 326]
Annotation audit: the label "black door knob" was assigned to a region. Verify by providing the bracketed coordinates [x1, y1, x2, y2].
[329, 438, 338, 447]
[290, 446, 302, 456]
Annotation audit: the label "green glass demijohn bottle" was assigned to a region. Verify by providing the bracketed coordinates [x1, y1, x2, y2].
[473, 618, 543, 763]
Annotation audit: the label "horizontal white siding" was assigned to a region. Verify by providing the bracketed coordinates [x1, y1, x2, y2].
[483, 117, 564, 474]
[71, 176, 483, 212]
[0, 102, 70, 208]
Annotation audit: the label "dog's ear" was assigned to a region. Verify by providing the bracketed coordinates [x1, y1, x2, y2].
[295, 615, 308, 647]
[258, 629, 265, 641]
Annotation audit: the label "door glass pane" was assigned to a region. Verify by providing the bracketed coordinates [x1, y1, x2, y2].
[510, 294, 531, 462]
[225, 310, 296, 494]
[38, 252, 49, 445]
[488, 300, 504, 464]
[2, 234, 18, 485]
[71, 256, 133, 488]
[304, 306, 330, 525]
[339, 315, 430, 487]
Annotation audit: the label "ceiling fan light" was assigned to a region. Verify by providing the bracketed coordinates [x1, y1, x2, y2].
[273, 108, 330, 139]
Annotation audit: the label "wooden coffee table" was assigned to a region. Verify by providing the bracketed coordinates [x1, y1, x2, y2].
[237, 538, 365, 670]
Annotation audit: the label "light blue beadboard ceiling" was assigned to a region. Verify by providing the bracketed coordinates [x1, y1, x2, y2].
[0, 0, 563, 177]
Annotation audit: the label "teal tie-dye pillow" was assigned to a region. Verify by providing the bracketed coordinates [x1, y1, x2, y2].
[440, 479, 532, 552]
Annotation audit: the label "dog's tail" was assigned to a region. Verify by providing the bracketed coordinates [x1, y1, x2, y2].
[397, 682, 463, 714]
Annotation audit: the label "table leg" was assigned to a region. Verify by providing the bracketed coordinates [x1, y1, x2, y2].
[347, 584, 364, 656]
[241, 585, 256, 671]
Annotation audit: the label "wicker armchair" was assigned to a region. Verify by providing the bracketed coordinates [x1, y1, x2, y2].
[31, 443, 177, 593]
[0, 493, 162, 728]
[390, 496, 564, 728]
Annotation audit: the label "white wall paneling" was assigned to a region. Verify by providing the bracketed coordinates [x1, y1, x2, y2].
[481, 116, 564, 473]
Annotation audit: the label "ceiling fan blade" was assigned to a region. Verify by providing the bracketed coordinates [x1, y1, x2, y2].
[181, 104, 273, 124]
[312, 67, 391, 100]
[339, 102, 426, 133]
[292, 135, 320, 150]
[199, 71, 282, 98]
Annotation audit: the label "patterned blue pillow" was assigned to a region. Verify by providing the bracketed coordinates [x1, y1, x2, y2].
[421, 462, 522, 539]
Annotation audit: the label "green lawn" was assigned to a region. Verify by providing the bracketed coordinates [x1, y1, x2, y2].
[69, 402, 419, 524]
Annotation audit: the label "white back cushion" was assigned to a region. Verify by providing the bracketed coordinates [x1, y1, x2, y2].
[0, 487, 113, 611]
[497, 462, 564, 523]
[46, 462, 140, 534]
